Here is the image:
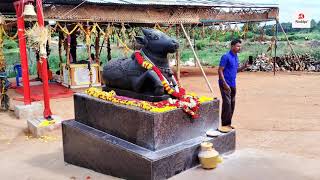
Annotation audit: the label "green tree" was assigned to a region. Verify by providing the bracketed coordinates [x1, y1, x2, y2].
[280, 22, 293, 33]
[310, 19, 317, 31]
[317, 20, 320, 29]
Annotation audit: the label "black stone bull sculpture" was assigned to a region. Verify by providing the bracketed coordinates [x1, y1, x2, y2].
[103, 28, 179, 96]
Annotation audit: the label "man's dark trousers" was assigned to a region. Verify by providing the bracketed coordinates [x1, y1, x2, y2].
[219, 84, 236, 126]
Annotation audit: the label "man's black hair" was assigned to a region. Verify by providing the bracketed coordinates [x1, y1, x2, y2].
[231, 39, 242, 46]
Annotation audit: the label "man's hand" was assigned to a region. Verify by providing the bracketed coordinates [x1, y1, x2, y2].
[218, 66, 231, 92]
[223, 83, 231, 93]
[238, 61, 250, 72]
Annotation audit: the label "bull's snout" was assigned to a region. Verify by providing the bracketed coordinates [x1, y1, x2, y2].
[172, 39, 179, 49]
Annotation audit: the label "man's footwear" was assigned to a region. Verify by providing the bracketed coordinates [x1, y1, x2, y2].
[206, 129, 222, 137]
[229, 125, 236, 129]
[218, 126, 233, 133]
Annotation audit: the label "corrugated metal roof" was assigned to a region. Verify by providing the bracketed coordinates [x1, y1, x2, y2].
[43, 0, 278, 8]
[1, 0, 278, 16]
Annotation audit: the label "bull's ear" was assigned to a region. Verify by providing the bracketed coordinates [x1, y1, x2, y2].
[135, 36, 145, 45]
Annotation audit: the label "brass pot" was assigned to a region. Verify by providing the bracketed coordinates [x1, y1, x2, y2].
[198, 142, 221, 169]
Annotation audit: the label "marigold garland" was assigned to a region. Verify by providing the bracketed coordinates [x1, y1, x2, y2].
[85, 87, 212, 113]
[85, 88, 178, 113]
[85, 87, 213, 118]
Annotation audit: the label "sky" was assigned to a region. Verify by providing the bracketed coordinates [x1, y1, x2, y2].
[259, 0, 320, 22]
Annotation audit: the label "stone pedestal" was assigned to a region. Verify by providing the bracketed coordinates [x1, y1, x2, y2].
[28, 115, 62, 137]
[74, 93, 219, 150]
[63, 93, 236, 180]
[14, 102, 43, 120]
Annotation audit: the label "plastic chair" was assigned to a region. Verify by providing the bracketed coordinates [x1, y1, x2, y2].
[14, 64, 22, 87]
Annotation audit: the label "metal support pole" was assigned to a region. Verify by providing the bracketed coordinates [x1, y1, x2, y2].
[180, 23, 214, 95]
[36, 0, 52, 118]
[14, 0, 31, 105]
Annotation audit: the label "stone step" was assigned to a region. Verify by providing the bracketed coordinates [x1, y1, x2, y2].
[62, 120, 235, 180]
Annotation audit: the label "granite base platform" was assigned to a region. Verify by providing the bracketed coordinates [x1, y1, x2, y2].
[63, 93, 235, 180]
[74, 93, 219, 151]
[63, 120, 235, 180]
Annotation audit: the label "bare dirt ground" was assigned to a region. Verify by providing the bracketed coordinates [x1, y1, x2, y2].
[0, 72, 320, 180]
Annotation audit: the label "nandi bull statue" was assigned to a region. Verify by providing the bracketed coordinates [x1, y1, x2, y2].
[103, 28, 183, 102]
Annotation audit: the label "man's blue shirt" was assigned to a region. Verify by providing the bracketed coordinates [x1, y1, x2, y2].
[219, 50, 239, 88]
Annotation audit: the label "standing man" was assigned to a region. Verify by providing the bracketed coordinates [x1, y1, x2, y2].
[218, 39, 248, 130]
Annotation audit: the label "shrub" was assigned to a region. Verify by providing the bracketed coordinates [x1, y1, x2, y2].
[195, 40, 206, 50]
[3, 39, 18, 49]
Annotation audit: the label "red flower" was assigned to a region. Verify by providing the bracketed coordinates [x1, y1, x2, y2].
[192, 114, 200, 119]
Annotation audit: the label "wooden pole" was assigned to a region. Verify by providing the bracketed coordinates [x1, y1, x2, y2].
[99, 38, 105, 57]
[66, 35, 71, 66]
[175, 25, 181, 82]
[70, 30, 77, 63]
[85, 23, 92, 62]
[193, 32, 197, 67]
[95, 28, 100, 64]
[276, 19, 301, 67]
[274, 21, 278, 76]
[180, 23, 214, 95]
[0, 26, 4, 71]
[107, 36, 111, 61]
[66, 34, 71, 88]
[58, 30, 63, 82]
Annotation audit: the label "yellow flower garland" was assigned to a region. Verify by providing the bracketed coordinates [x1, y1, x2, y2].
[85, 88, 214, 113]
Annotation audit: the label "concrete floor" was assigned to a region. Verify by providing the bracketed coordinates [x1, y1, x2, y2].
[172, 149, 320, 180]
[1, 136, 319, 180]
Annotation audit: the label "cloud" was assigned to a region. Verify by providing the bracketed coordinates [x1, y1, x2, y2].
[257, 0, 320, 22]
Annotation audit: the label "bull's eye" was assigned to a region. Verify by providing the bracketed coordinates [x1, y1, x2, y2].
[154, 36, 159, 40]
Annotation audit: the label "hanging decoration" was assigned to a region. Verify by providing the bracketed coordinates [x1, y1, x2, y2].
[0, 13, 5, 25]
[0, 25, 5, 71]
[56, 22, 80, 35]
[79, 22, 97, 61]
[240, 23, 249, 39]
[96, 23, 113, 57]
[154, 23, 173, 33]
[201, 23, 205, 39]
[128, 27, 137, 44]
[1, 25, 18, 40]
[259, 23, 266, 42]
[25, 23, 49, 58]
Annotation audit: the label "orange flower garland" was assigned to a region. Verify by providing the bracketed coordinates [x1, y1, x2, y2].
[85, 88, 213, 118]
